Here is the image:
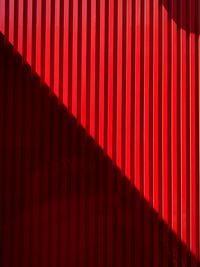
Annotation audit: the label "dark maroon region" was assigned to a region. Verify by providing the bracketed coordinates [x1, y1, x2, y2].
[161, 0, 199, 34]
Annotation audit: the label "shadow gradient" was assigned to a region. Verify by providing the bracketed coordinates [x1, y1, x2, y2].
[0, 33, 199, 267]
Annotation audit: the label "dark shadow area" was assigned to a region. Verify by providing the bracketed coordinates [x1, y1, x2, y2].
[0, 33, 199, 267]
[161, 0, 199, 34]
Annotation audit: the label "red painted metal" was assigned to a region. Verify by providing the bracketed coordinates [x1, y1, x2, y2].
[0, 0, 200, 258]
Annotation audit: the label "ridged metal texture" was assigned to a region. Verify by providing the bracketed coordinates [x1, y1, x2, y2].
[0, 0, 199, 258]
[0, 33, 200, 267]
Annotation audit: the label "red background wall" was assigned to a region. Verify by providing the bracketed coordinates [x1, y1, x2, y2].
[0, 0, 199, 258]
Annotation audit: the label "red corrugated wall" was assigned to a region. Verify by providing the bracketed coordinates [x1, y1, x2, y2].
[0, 0, 199, 258]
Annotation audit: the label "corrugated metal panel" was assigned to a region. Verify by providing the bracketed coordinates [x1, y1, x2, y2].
[1, 32, 200, 266]
[0, 0, 199, 258]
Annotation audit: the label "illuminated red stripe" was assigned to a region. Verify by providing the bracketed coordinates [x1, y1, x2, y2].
[59, 0, 64, 101]
[99, 0, 105, 148]
[134, 0, 141, 190]
[9, 0, 14, 44]
[27, 0, 32, 64]
[153, 0, 159, 211]
[36, 0, 41, 74]
[63, 0, 69, 106]
[170, 0, 178, 232]
[161, 1, 169, 222]
[41, 0, 46, 82]
[144, 0, 150, 200]
[54, 0, 60, 96]
[125, 0, 132, 178]
[189, 0, 197, 254]
[18, 0, 23, 55]
[89, 0, 96, 137]
[107, 0, 114, 158]
[81, 0, 87, 127]
[72, 0, 78, 116]
[0, 0, 5, 33]
[198, 0, 200, 258]
[180, 0, 187, 245]
[116, 0, 123, 169]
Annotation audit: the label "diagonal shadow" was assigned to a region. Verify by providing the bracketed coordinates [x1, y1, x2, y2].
[161, 0, 200, 34]
[0, 33, 199, 267]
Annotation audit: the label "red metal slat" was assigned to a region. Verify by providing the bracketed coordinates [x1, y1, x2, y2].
[134, 0, 141, 190]
[198, 0, 200, 259]
[153, 0, 159, 213]
[144, 0, 150, 201]
[116, 0, 123, 169]
[99, 0, 105, 148]
[72, 0, 78, 116]
[189, 0, 197, 255]
[125, 0, 132, 179]
[54, 0, 60, 96]
[9, 0, 14, 44]
[63, 0, 69, 106]
[107, 0, 114, 158]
